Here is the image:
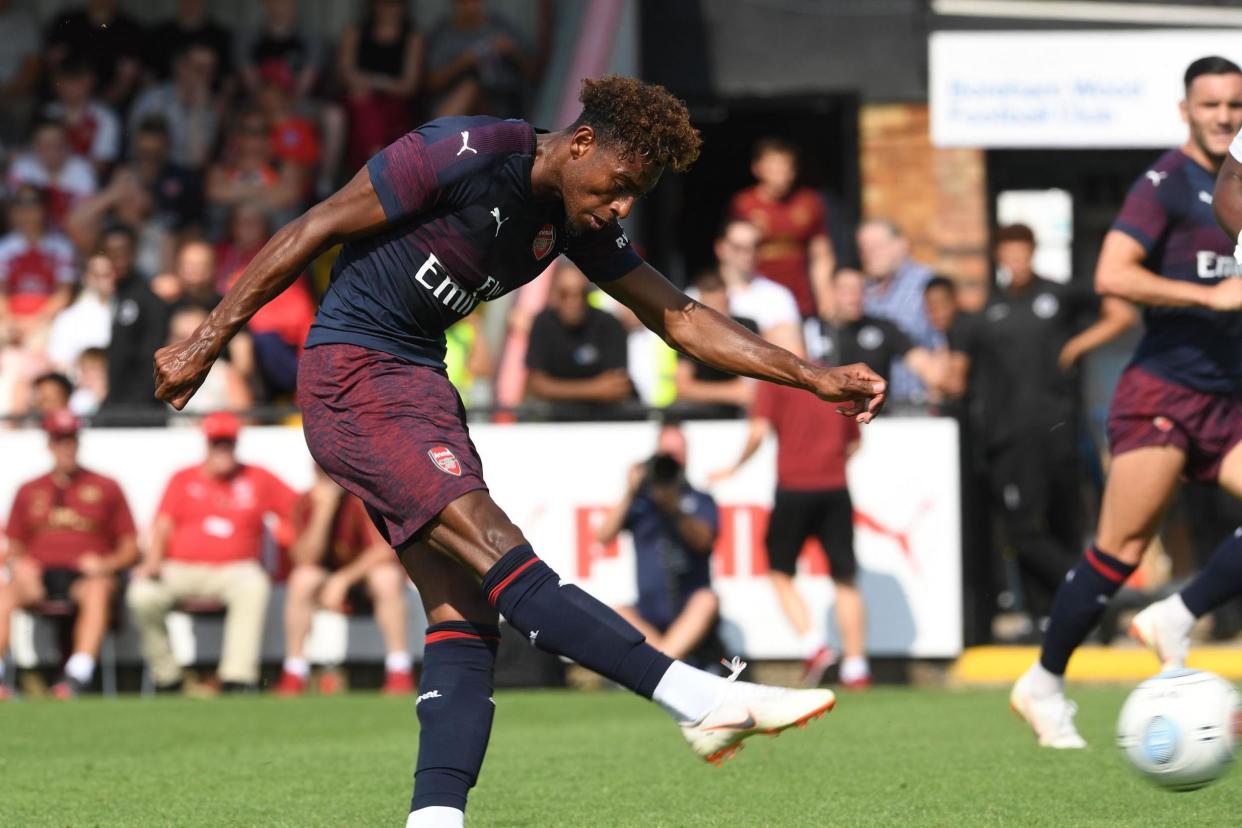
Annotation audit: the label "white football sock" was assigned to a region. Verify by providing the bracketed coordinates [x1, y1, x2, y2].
[652, 660, 727, 724]
[1167, 593, 1197, 629]
[407, 806, 464, 828]
[64, 653, 95, 684]
[798, 630, 824, 656]
[283, 657, 310, 679]
[385, 651, 412, 673]
[1026, 661, 1063, 697]
[840, 656, 870, 684]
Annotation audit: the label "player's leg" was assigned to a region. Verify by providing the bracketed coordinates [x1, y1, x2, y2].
[1013, 445, 1183, 747]
[399, 541, 500, 828]
[765, 489, 832, 683]
[653, 589, 719, 661]
[0, 558, 46, 695]
[276, 564, 328, 694]
[364, 562, 414, 693]
[208, 561, 271, 689]
[126, 569, 183, 689]
[819, 489, 868, 688]
[1133, 437, 1242, 666]
[56, 572, 115, 695]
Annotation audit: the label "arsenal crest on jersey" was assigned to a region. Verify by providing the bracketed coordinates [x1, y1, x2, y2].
[428, 446, 462, 476]
[532, 224, 556, 260]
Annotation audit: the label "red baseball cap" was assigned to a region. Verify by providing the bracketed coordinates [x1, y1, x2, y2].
[202, 411, 241, 442]
[42, 409, 80, 438]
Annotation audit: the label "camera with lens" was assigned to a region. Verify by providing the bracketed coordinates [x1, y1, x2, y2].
[646, 452, 684, 487]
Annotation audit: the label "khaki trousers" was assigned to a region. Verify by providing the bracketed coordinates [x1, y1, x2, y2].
[127, 560, 270, 685]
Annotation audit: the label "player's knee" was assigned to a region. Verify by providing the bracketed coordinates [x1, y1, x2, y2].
[126, 581, 170, 617]
[287, 565, 326, 596]
[367, 564, 404, 599]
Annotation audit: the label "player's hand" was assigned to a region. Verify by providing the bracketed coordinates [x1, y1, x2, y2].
[1057, 340, 1084, 372]
[154, 331, 222, 410]
[1207, 279, 1242, 312]
[810, 363, 887, 424]
[133, 559, 162, 581]
[707, 467, 735, 486]
[320, 574, 351, 612]
[593, 370, 633, 401]
[310, 477, 343, 510]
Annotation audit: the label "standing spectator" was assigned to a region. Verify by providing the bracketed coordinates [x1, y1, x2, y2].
[128, 44, 222, 170]
[675, 272, 756, 416]
[7, 119, 97, 229]
[955, 224, 1135, 626]
[42, 0, 146, 110]
[127, 115, 206, 240]
[728, 139, 835, 319]
[65, 166, 176, 281]
[225, 264, 314, 399]
[0, 410, 138, 699]
[0, 0, 41, 146]
[43, 58, 119, 177]
[276, 463, 413, 696]
[99, 226, 169, 416]
[127, 413, 297, 693]
[161, 304, 252, 414]
[148, 0, 235, 84]
[923, 276, 971, 403]
[595, 426, 720, 661]
[207, 111, 305, 234]
[713, 380, 870, 689]
[48, 254, 116, 373]
[0, 184, 77, 347]
[524, 262, 631, 411]
[425, 0, 534, 119]
[338, 0, 423, 171]
[857, 219, 938, 404]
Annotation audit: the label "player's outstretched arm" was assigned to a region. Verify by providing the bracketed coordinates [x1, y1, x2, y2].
[1095, 230, 1242, 311]
[600, 263, 886, 422]
[1214, 152, 1242, 242]
[154, 168, 390, 409]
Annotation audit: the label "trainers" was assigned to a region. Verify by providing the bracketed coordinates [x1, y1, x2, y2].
[51, 677, 83, 700]
[274, 671, 307, 697]
[382, 670, 415, 696]
[1129, 597, 1191, 669]
[841, 674, 872, 691]
[681, 658, 836, 766]
[1009, 668, 1086, 749]
[801, 645, 836, 687]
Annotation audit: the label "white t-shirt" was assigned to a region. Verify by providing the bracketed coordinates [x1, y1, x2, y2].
[47, 292, 113, 371]
[693, 275, 800, 333]
[7, 153, 98, 202]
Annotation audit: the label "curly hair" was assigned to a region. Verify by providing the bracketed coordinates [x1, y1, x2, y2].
[572, 75, 702, 173]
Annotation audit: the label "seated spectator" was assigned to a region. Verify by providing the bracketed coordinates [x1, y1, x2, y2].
[675, 272, 756, 415]
[607, 300, 677, 408]
[0, 411, 139, 700]
[6, 118, 97, 229]
[0, 184, 77, 348]
[337, 0, 423, 170]
[128, 43, 221, 170]
[69, 347, 108, 416]
[857, 219, 939, 403]
[30, 371, 72, 418]
[225, 263, 313, 399]
[43, 0, 145, 109]
[524, 261, 632, 410]
[216, 204, 272, 294]
[255, 61, 321, 198]
[148, 0, 235, 84]
[127, 413, 296, 694]
[152, 240, 222, 307]
[207, 111, 304, 235]
[43, 57, 120, 177]
[163, 304, 252, 415]
[596, 425, 719, 660]
[99, 225, 170, 416]
[425, 0, 533, 119]
[65, 167, 176, 280]
[128, 116, 205, 242]
[729, 138, 834, 319]
[275, 463, 413, 696]
[47, 254, 116, 374]
[0, 0, 41, 146]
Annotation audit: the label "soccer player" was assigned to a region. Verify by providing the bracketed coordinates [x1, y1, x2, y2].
[1010, 56, 1242, 749]
[0, 410, 138, 699]
[153, 76, 886, 826]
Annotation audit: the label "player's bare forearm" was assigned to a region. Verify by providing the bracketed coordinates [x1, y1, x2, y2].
[1213, 154, 1242, 238]
[1060, 296, 1137, 369]
[107, 536, 140, 573]
[1095, 230, 1231, 309]
[602, 263, 886, 419]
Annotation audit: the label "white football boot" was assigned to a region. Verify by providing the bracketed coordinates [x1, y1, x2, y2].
[1010, 665, 1086, 749]
[1129, 596, 1192, 669]
[681, 658, 836, 766]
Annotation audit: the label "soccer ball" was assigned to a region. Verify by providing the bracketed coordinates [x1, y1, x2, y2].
[1116, 669, 1239, 791]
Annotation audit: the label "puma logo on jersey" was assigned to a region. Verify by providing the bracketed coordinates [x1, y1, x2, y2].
[491, 207, 510, 237]
[416, 690, 442, 705]
[457, 130, 477, 156]
[1145, 170, 1168, 187]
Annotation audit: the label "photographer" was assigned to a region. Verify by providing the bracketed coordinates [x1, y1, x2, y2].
[596, 426, 719, 661]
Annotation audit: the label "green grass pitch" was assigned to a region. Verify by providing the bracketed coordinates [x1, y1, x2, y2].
[1, 687, 1238, 826]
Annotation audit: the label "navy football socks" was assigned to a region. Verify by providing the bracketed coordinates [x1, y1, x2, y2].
[411, 621, 500, 815]
[1181, 529, 1242, 617]
[1039, 545, 1136, 675]
[481, 545, 674, 698]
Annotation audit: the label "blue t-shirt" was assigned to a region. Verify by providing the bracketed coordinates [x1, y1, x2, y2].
[306, 116, 643, 367]
[625, 485, 717, 631]
[1112, 148, 1242, 393]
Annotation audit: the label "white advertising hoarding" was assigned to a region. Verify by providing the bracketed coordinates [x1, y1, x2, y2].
[930, 29, 1242, 148]
[0, 418, 961, 658]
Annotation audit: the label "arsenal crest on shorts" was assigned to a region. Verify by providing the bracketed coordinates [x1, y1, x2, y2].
[532, 224, 556, 260]
[428, 446, 462, 476]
